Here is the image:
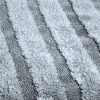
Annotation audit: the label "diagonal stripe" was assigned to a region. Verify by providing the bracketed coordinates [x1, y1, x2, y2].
[0, 0, 38, 99]
[68, 0, 100, 52]
[37, 0, 100, 99]
[58, 0, 100, 92]
[5, 0, 67, 99]
[27, 0, 82, 100]
[0, 29, 23, 99]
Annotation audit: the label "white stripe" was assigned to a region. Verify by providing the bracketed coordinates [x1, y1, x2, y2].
[38, 97, 54, 100]
[37, 0, 100, 99]
[5, 0, 67, 99]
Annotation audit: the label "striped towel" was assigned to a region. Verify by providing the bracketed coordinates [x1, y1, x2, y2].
[0, 0, 100, 100]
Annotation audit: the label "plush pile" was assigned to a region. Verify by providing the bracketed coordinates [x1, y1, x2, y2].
[0, 0, 100, 100]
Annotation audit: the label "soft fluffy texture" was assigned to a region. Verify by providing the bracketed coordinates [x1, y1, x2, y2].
[0, 0, 100, 100]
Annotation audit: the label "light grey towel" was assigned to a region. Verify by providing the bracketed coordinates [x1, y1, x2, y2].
[0, 0, 100, 100]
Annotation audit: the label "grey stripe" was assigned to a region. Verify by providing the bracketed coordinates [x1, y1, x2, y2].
[27, 0, 82, 100]
[58, 0, 100, 74]
[0, 0, 38, 99]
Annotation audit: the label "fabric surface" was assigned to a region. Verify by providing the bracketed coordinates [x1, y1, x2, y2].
[0, 0, 100, 100]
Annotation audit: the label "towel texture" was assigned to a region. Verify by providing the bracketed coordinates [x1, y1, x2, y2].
[0, 0, 100, 100]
